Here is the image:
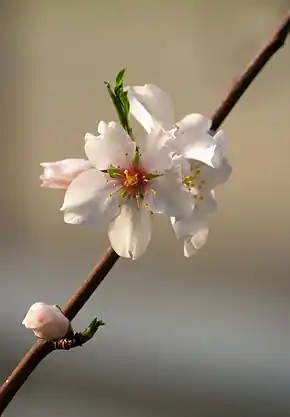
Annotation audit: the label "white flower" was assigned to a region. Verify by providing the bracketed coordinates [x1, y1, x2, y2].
[60, 121, 193, 259]
[171, 157, 232, 257]
[22, 302, 70, 340]
[127, 84, 226, 168]
[40, 159, 92, 189]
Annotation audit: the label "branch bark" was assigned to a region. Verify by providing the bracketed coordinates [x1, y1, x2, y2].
[0, 12, 289, 415]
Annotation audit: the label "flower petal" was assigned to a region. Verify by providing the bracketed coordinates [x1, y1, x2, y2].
[177, 113, 212, 135]
[61, 169, 120, 225]
[127, 84, 175, 132]
[140, 129, 173, 173]
[108, 202, 152, 259]
[171, 206, 212, 240]
[127, 90, 155, 133]
[145, 170, 194, 217]
[199, 158, 232, 189]
[171, 114, 224, 168]
[85, 122, 135, 170]
[172, 154, 191, 177]
[184, 227, 209, 257]
[40, 159, 92, 189]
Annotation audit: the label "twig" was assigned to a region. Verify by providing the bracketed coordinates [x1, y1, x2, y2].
[0, 12, 289, 415]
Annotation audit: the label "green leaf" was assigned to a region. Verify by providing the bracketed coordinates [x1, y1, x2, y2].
[116, 68, 126, 88]
[82, 317, 105, 341]
[104, 69, 132, 138]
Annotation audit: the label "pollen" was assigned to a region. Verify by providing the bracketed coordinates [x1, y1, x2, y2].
[124, 169, 139, 187]
[113, 160, 152, 201]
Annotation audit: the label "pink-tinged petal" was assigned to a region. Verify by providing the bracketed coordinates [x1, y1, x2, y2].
[40, 159, 91, 189]
[127, 84, 175, 132]
[85, 122, 135, 170]
[108, 202, 152, 260]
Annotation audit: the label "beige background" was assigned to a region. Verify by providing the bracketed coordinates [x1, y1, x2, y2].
[1, 1, 290, 416]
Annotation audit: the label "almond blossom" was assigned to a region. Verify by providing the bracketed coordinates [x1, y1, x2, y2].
[49, 121, 193, 259]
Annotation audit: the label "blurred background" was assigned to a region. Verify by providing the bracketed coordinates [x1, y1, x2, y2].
[1, 1, 290, 416]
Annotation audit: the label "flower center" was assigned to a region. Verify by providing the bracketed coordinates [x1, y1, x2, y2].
[105, 151, 162, 203]
[121, 165, 149, 199]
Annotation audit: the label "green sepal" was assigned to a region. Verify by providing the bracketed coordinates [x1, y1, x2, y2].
[146, 173, 163, 180]
[106, 167, 123, 178]
[132, 147, 140, 168]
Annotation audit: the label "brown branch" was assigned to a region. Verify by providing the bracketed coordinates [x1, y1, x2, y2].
[0, 12, 289, 415]
[211, 12, 290, 130]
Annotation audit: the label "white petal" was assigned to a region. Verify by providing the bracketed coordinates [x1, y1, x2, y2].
[177, 113, 212, 135]
[140, 129, 173, 173]
[184, 227, 209, 257]
[172, 154, 191, 177]
[61, 169, 120, 225]
[108, 203, 152, 259]
[199, 158, 232, 189]
[213, 129, 227, 151]
[127, 89, 155, 133]
[173, 114, 224, 168]
[145, 170, 194, 217]
[85, 122, 135, 170]
[127, 84, 175, 132]
[97, 120, 108, 134]
[171, 207, 211, 240]
[84, 133, 97, 142]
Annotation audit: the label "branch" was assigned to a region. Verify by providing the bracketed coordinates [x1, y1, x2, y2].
[0, 12, 289, 415]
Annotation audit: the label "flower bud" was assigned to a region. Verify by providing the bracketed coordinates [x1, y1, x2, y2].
[40, 159, 92, 189]
[22, 302, 70, 340]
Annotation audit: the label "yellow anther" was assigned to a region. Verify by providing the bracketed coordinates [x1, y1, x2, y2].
[124, 169, 139, 187]
[197, 184, 202, 190]
[199, 196, 204, 200]
[200, 180, 206, 184]
[193, 194, 198, 199]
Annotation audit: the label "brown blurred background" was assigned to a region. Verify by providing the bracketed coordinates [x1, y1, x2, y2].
[1, 1, 290, 416]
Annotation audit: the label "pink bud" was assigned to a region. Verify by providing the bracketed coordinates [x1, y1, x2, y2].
[22, 302, 70, 340]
